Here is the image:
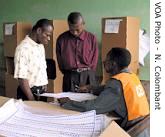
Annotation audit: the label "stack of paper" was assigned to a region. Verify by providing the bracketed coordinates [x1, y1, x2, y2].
[0, 99, 110, 137]
[39, 92, 97, 102]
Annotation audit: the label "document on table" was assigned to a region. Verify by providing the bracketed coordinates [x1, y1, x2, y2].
[39, 92, 97, 102]
[0, 99, 111, 137]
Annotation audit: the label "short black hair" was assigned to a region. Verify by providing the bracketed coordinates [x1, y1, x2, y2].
[67, 12, 83, 24]
[107, 47, 131, 69]
[32, 18, 53, 32]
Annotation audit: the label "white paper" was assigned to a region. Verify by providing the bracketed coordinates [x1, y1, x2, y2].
[39, 92, 97, 101]
[0, 99, 17, 124]
[104, 19, 122, 33]
[0, 99, 110, 137]
[139, 29, 150, 66]
[5, 24, 15, 35]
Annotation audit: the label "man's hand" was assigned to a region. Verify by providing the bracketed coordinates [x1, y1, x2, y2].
[42, 85, 48, 92]
[28, 94, 35, 101]
[77, 85, 91, 93]
[18, 78, 35, 100]
[58, 97, 71, 106]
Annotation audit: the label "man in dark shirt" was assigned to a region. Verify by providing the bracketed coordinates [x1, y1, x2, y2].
[58, 48, 150, 136]
[56, 12, 98, 92]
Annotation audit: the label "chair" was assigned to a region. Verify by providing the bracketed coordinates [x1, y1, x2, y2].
[127, 115, 150, 137]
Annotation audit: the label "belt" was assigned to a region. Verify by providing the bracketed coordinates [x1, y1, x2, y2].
[72, 67, 90, 73]
[31, 86, 45, 95]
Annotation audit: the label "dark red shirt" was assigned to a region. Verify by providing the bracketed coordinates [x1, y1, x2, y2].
[56, 30, 98, 72]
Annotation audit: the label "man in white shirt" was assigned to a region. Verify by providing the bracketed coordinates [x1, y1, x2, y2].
[14, 19, 53, 101]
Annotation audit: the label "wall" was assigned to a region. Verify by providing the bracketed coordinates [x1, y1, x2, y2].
[0, 0, 150, 94]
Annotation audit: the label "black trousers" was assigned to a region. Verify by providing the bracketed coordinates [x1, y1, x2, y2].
[63, 70, 97, 92]
[17, 86, 47, 102]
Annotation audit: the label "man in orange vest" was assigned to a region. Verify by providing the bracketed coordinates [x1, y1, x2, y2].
[58, 47, 149, 131]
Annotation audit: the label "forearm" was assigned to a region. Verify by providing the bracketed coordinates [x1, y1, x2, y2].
[18, 78, 34, 100]
[62, 79, 123, 114]
[62, 88, 120, 114]
[62, 99, 104, 113]
[77, 85, 105, 94]
[90, 85, 105, 95]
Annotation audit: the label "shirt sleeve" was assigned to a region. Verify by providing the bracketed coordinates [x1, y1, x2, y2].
[14, 46, 29, 79]
[90, 85, 105, 96]
[56, 37, 64, 73]
[90, 35, 98, 70]
[62, 79, 123, 114]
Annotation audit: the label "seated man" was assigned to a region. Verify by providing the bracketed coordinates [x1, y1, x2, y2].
[58, 47, 149, 131]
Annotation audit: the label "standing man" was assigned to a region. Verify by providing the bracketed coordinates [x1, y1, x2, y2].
[56, 12, 98, 92]
[14, 19, 54, 101]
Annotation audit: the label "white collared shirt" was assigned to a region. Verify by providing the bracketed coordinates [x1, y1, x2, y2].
[14, 35, 48, 88]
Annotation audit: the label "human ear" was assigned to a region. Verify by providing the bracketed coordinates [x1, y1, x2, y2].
[36, 28, 42, 35]
[108, 62, 119, 75]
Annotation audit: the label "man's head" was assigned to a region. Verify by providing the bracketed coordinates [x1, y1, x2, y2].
[67, 12, 85, 37]
[104, 48, 131, 75]
[32, 19, 53, 45]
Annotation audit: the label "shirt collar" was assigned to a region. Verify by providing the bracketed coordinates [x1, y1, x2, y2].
[69, 31, 86, 41]
[78, 31, 86, 40]
[120, 68, 130, 73]
[25, 35, 42, 47]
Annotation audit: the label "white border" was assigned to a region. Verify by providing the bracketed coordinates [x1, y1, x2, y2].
[150, 0, 165, 137]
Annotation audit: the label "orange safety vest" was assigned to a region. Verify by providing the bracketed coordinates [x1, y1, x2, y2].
[113, 72, 149, 121]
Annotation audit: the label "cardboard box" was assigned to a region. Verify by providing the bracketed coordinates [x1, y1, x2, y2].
[45, 20, 68, 59]
[101, 17, 140, 84]
[5, 57, 14, 75]
[100, 121, 131, 137]
[5, 73, 61, 99]
[45, 20, 68, 92]
[3, 22, 32, 57]
[5, 73, 18, 98]
[0, 96, 131, 137]
[48, 78, 63, 93]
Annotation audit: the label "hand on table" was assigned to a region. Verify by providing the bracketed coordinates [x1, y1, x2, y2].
[58, 97, 71, 106]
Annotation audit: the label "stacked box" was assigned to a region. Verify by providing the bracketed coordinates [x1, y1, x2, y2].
[3, 22, 32, 57]
[4, 22, 32, 98]
[101, 17, 140, 84]
[45, 20, 68, 93]
[5, 73, 18, 98]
